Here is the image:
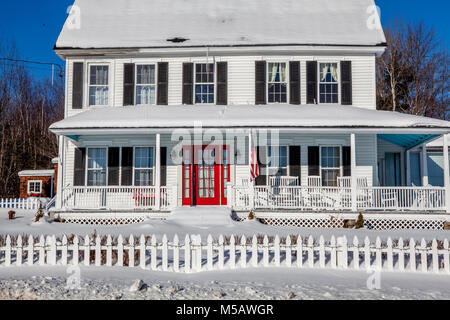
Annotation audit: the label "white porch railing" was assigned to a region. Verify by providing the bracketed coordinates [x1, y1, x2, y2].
[231, 185, 447, 212]
[61, 186, 177, 211]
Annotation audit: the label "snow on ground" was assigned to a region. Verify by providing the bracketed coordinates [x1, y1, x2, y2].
[1, 208, 450, 300]
[0, 208, 449, 242]
[1, 266, 450, 300]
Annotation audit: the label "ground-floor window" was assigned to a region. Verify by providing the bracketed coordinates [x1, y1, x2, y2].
[27, 180, 42, 194]
[134, 147, 155, 186]
[267, 146, 288, 176]
[321, 146, 341, 186]
[87, 148, 107, 186]
[385, 152, 401, 186]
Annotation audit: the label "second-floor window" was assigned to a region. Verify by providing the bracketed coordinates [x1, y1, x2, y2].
[136, 65, 156, 105]
[268, 63, 287, 103]
[319, 63, 339, 104]
[89, 66, 109, 106]
[195, 63, 215, 104]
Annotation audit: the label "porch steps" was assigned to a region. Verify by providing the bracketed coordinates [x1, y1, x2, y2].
[168, 207, 234, 226]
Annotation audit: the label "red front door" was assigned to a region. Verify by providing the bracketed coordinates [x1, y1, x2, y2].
[182, 145, 229, 206]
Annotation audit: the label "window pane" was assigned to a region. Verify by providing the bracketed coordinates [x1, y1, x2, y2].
[135, 169, 153, 186]
[88, 170, 106, 186]
[90, 66, 108, 85]
[88, 148, 106, 169]
[89, 86, 108, 106]
[135, 147, 154, 168]
[136, 86, 156, 105]
[136, 65, 155, 84]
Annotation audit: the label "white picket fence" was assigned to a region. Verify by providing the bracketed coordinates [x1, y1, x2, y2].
[0, 234, 449, 275]
[0, 198, 42, 211]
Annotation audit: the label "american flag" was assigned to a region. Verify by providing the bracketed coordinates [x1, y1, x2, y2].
[250, 146, 259, 182]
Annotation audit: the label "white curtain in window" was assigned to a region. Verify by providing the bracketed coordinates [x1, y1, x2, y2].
[280, 64, 286, 83]
[136, 86, 156, 105]
[321, 64, 329, 81]
[330, 64, 339, 82]
[270, 63, 278, 82]
[137, 65, 155, 84]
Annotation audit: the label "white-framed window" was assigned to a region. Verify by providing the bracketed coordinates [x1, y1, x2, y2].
[319, 63, 339, 104]
[87, 148, 107, 186]
[320, 146, 341, 186]
[195, 63, 215, 104]
[136, 64, 156, 105]
[134, 147, 155, 186]
[268, 146, 289, 176]
[89, 65, 109, 106]
[268, 63, 287, 103]
[27, 180, 42, 194]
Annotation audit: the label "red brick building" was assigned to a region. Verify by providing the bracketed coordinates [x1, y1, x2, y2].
[18, 158, 59, 198]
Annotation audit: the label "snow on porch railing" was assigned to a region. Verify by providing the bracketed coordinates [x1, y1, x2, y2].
[0, 234, 449, 275]
[0, 198, 42, 211]
[61, 186, 177, 210]
[231, 186, 446, 212]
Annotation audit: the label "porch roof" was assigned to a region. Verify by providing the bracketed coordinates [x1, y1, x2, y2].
[50, 105, 450, 135]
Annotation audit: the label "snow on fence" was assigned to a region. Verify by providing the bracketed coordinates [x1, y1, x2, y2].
[0, 234, 449, 275]
[0, 198, 42, 211]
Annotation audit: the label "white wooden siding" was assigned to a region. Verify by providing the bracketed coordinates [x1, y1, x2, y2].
[64, 53, 377, 113]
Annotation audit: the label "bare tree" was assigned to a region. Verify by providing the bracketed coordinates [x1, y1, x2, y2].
[377, 21, 449, 120]
[0, 39, 64, 197]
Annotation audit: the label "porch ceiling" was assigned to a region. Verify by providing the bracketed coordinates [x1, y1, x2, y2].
[378, 134, 441, 150]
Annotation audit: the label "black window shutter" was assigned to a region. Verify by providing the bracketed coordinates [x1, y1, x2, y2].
[108, 148, 120, 186]
[308, 146, 320, 176]
[73, 147, 86, 186]
[182, 63, 194, 105]
[160, 147, 167, 186]
[121, 147, 133, 186]
[255, 146, 267, 186]
[157, 62, 169, 105]
[306, 61, 318, 104]
[343, 146, 351, 176]
[255, 61, 266, 105]
[123, 63, 135, 106]
[289, 146, 301, 184]
[216, 62, 228, 105]
[72, 62, 84, 109]
[341, 61, 352, 105]
[289, 61, 301, 105]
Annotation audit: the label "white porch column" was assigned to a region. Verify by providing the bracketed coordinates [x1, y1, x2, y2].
[155, 133, 161, 211]
[350, 133, 357, 212]
[406, 150, 411, 186]
[55, 136, 64, 210]
[443, 137, 450, 213]
[421, 145, 429, 186]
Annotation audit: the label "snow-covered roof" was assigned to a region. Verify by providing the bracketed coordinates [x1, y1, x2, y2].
[56, 0, 386, 50]
[18, 170, 55, 177]
[49, 105, 450, 133]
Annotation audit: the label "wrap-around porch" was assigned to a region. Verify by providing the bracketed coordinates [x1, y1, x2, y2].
[57, 130, 450, 214]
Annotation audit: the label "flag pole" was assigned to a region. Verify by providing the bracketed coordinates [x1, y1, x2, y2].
[249, 129, 255, 210]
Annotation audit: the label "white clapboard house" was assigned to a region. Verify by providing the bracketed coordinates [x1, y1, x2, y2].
[50, 0, 450, 225]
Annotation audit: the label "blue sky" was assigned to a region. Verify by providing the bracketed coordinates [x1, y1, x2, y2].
[0, 0, 448, 79]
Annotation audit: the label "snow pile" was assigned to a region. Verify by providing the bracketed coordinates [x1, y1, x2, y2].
[168, 207, 233, 227]
[1, 267, 450, 300]
[56, 0, 386, 49]
[49, 105, 450, 133]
